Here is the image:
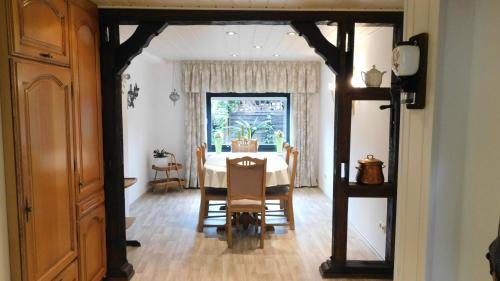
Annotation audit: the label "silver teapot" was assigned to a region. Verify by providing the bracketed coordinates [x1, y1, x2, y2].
[361, 65, 386, 87]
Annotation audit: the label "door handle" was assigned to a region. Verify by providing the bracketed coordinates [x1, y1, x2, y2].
[39, 52, 53, 59]
[24, 198, 32, 222]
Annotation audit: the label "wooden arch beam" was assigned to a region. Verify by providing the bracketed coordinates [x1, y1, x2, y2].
[291, 21, 340, 75]
[115, 22, 168, 74]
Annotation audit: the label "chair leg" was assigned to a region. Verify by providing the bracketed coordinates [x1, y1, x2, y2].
[260, 208, 265, 249]
[227, 208, 233, 248]
[197, 198, 206, 233]
[204, 201, 209, 217]
[287, 197, 295, 230]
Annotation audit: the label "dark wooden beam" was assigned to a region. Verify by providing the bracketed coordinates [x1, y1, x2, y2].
[99, 9, 403, 25]
[99, 20, 134, 280]
[320, 260, 393, 279]
[115, 22, 168, 74]
[291, 21, 340, 74]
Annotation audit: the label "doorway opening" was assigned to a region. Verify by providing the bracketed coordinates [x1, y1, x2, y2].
[99, 10, 402, 280]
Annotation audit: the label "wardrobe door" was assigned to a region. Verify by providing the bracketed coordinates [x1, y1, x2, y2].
[13, 59, 77, 281]
[69, 1, 103, 201]
[78, 204, 106, 281]
[54, 261, 79, 281]
[9, 0, 70, 65]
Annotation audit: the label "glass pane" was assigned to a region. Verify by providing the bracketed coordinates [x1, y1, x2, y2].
[352, 24, 394, 88]
[349, 100, 390, 183]
[347, 198, 387, 261]
[209, 95, 288, 145]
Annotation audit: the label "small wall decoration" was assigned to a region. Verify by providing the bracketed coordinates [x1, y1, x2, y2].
[128, 83, 140, 108]
[169, 88, 180, 106]
[169, 63, 180, 106]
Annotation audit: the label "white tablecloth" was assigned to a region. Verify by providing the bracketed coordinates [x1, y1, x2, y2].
[204, 152, 289, 188]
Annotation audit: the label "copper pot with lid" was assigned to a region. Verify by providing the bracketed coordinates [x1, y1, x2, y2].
[356, 154, 385, 185]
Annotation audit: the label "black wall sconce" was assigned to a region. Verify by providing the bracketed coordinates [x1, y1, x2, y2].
[127, 83, 140, 108]
[392, 33, 428, 109]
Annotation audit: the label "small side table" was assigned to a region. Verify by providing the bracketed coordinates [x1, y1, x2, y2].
[124, 177, 141, 247]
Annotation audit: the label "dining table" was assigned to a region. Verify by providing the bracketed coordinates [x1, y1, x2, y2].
[204, 152, 290, 230]
[204, 152, 290, 188]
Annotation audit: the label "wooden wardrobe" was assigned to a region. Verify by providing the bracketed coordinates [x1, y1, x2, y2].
[0, 0, 106, 280]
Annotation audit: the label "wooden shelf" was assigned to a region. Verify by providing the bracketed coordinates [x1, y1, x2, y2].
[124, 177, 137, 188]
[345, 182, 395, 198]
[125, 217, 135, 230]
[348, 87, 392, 101]
[151, 164, 183, 172]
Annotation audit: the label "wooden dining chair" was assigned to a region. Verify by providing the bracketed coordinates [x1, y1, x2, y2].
[226, 156, 267, 248]
[200, 142, 207, 163]
[231, 139, 258, 152]
[265, 149, 298, 230]
[196, 147, 227, 232]
[282, 143, 292, 165]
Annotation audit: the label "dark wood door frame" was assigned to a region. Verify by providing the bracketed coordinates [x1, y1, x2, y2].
[98, 9, 403, 280]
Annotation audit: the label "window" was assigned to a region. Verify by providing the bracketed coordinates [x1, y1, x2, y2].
[207, 93, 290, 152]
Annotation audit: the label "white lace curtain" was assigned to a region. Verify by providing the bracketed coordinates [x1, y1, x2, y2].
[182, 60, 320, 187]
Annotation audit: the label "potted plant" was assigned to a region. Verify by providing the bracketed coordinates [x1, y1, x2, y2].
[153, 148, 168, 166]
[274, 130, 284, 152]
[214, 131, 224, 153]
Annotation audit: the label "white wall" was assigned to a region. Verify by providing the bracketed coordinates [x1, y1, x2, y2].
[425, 0, 474, 280]
[0, 107, 11, 281]
[425, 0, 500, 280]
[348, 100, 390, 258]
[457, 1, 500, 279]
[318, 64, 335, 199]
[122, 52, 184, 214]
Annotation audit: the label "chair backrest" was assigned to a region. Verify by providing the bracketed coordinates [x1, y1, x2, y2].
[196, 147, 205, 190]
[231, 139, 258, 152]
[282, 143, 292, 164]
[288, 149, 299, 193]
[226, 157, 267, 202]
[200, 142, 207, 163]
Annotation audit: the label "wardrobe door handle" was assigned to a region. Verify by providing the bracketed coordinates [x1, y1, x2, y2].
[24, 198, 32, 222]
[39, 52, 53, 59]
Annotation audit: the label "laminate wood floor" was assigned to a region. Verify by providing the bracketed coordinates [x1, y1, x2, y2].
[127, 188, 386, 281]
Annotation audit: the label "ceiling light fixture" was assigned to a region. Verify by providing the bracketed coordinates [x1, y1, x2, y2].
[273, 54, 280, 57]
[231, 54, 238, 57]
[226, 31, 237, 36]
[287, 32, 297, 36]
[254, 45, 262, 49]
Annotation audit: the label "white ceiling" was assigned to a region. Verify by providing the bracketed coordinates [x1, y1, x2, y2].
[120, 24, 337, 61]
[94, 0, 403, 10]
[119, 24, 384, 61]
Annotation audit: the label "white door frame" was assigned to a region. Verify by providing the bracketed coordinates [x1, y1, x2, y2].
[394, 0, 442, 280]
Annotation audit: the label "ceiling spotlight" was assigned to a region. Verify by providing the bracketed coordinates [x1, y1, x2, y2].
[231, 54, 238, 57]
[226, 31, 237, 36]
[254, 45, 262, 49]
[287, 32, 297, 36]
[273, 54, 280, 57]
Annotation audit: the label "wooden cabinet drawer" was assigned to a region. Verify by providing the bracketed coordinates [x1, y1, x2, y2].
[53, 261, 78, 281]
[8, 0, 70, 65]
[78, 204, 106, 281]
